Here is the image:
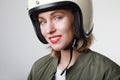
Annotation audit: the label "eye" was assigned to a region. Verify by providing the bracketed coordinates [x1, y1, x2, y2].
[39, 20, 47, 25]
[54, 16, 63, 21]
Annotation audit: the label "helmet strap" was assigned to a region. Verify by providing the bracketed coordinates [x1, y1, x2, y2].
[60, 38, 77, 75]
[60, 47, 73, 75]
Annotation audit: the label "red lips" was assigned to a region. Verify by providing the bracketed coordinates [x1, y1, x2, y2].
[49, 35, 61, 44]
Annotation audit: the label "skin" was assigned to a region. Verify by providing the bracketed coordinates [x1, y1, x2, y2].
[38, 9, 80, 70]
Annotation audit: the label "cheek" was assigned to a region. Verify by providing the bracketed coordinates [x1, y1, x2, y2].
[60, 22, 74, 41]
[61, 19, 74, 34]
[64, 21, 74, 40]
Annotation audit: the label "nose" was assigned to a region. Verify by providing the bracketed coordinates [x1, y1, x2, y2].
[46, 21, 56, 34]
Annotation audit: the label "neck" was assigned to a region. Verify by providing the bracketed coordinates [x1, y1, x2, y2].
[58, 49, 80, 71]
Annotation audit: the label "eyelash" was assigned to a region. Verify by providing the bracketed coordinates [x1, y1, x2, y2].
[54, 16, 62, 20]
[39, 21, 47, 25]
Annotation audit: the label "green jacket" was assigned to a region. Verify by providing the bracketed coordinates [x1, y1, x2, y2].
[28, 50, 120, 80]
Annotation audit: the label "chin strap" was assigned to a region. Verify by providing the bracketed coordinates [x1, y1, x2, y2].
[60, 47, 73, 75]
[60, 39, 77, 75]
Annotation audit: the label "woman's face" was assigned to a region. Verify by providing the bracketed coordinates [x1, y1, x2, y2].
[38, 9, 74, 51]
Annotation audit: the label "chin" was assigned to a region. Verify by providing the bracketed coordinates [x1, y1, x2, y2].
[52, 47, 62, 51]
[51, 45, 67, 51]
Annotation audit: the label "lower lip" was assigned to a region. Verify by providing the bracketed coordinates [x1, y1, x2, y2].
[50, 37, 61, 44]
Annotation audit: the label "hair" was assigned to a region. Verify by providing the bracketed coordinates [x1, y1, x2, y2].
[51, 34, 94, 57]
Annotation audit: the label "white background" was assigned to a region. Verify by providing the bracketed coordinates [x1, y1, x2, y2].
[0, 0, 120, 80]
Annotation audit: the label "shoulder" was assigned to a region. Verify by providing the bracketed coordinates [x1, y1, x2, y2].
[88, 50, 120, 79]
[28, 54, 58, 80]
[29, 53, 57, 75]
[89, 50, 119, 67]
[32, 54, 55, 70]
[88, 50, 120, 68]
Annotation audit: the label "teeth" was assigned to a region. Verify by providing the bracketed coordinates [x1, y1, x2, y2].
[51, 37, 59, 40]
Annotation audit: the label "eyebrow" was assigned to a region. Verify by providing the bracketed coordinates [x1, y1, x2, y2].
[38, 10, 65, 19]
[50, 10, 65, 16]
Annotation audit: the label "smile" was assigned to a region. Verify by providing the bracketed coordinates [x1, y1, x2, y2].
[49, 35, 61, 44]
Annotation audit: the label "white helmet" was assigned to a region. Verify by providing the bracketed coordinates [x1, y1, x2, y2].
[28, 0, 93, 44]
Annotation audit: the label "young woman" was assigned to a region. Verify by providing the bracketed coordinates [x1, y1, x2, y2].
[27, 0, 120, 80]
